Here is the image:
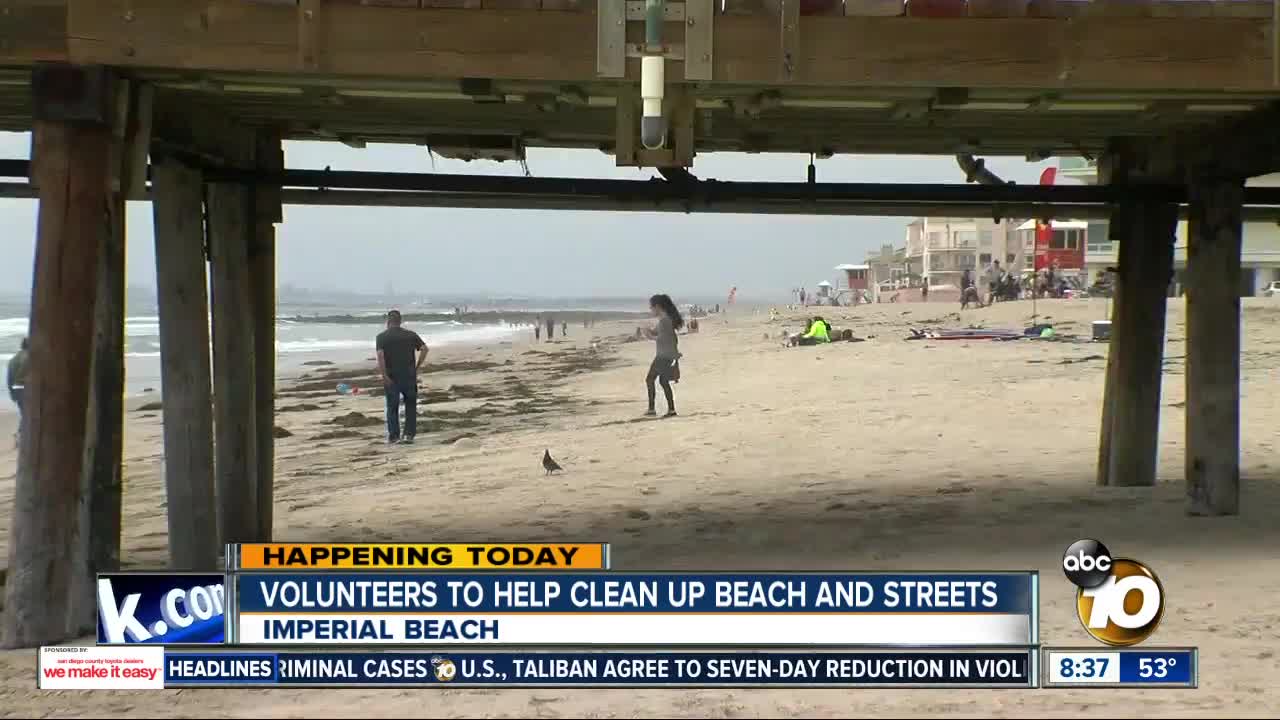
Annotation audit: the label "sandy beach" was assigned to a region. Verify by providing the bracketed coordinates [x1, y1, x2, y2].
[0, 297, 1278, 717]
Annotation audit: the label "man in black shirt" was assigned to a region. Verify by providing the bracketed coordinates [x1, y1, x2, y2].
[376, 310, 428, 444]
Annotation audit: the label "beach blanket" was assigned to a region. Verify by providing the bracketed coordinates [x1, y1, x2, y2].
[907, 328, 1024, 341]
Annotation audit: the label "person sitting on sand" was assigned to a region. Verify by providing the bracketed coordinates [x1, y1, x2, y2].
[642, 294, 684, 418]
[788, 317, 831, 347]
[961, 285, 982, 310]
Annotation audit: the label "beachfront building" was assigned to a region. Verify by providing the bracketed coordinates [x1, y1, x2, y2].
[864, 244, 912, 291]
[906, 217, 1019, 290]
[1059, 158, 1280, 295]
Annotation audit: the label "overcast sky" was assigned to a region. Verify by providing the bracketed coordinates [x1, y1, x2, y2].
[0, 131, 1052, 301]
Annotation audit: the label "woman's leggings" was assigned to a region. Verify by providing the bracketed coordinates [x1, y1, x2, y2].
[646, 356, 675, 412]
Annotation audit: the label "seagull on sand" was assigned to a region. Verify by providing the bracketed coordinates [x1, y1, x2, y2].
[542, 450, 563, 475]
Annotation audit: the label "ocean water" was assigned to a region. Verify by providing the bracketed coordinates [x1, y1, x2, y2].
[0, 307, 530, 411]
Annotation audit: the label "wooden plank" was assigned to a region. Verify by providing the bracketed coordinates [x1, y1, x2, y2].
[2, 71, 111, 648]
[1083, 0, 1151, 17]
[299, 0, 323, 71]
[63, 2, 1277, 90]
[844, 0, 905, 15]
[684, 0, 715, 81]
[597, 0, 626, 78]
[906, 0, 967, 16]
[671, 85, 695, 166]
[1211, 0, 1272, 18]
[252, 130, 282, 541]
[780, 0, 800, 81]
[207, 158, 259, 545]
[151, 157, 218, 569]
[483, 0, 542, 7]
[967, 0, 1025, 16]
[614, 84, 636, 165]
[1026, 0, 1085, 16]
[1147, 102, 1280, 183]
[1149, 0, 1213, 18]
[723, 0, 769, 12]
[326, 1, 420, 7]
[0, 0, 69, 64]
[1104, 198, 1177, 488]
[1185, 177, 1243, 516]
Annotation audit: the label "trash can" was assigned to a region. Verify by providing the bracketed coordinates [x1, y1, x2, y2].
[1091, 320, 1112, 342]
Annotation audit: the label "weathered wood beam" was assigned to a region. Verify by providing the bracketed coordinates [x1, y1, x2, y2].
[1146, 101, 1280, 181]
[252, 129, 283, 541]
[0, 0, 69, 65]
[1185, 176, 1243, 516]
[69, 77, 146, 634]
[3, 63, 113, 648]
[151, 156, 220, 569]
[1102, 196, 1177, 488]
[207, 128, 260, 546]
[54, 2, 1275, 90]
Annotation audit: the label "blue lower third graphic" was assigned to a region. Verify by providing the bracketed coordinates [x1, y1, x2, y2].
[164, 650, 1033, 688]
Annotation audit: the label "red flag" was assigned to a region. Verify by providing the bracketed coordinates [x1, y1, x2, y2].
[1034, 167, 1057, 270]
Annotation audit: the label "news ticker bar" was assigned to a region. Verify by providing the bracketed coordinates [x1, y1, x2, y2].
[40, 647, 1037, 689]
[98, 570, 1038, 647]
[230, 544, 611, 570]
[39, 647, 1201, 689]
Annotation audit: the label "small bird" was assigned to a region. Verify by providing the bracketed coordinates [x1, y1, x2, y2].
[542, 449, 563, 475]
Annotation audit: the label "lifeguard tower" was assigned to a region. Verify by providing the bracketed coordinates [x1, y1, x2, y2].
[836, 264, 872, 303]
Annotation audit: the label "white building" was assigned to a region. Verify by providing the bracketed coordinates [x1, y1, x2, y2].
[1058, 158, 1280, 295]
[905, 217, 1021, 289]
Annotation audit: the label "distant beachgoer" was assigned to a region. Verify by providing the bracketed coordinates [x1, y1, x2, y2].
[7, 337, 28, 442]
[535, 324, 541, 341]
[562, 321, 568, 337]
[922, 284, 929, 301]
[800, 287, 807, 306]
[376, 310, 428, 445]
[984, 260, 1002, 305]
[545, 316, 554, 341]
[643, 294, 684, 418]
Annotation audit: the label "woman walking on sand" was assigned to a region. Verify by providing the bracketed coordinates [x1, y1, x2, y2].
[644, 294, 684, 418]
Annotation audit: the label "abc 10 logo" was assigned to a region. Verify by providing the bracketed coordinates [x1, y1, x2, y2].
[1062, 539, 1164, 646]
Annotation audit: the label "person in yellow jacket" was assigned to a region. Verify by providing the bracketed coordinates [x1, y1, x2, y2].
[789, 317, 831, 347]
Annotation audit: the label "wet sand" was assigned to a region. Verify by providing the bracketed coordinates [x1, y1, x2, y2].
[0, 298, 1278, 717]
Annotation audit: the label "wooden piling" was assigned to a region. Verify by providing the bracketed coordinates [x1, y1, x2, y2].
[1096, 264, 1122, 487]
[3, 65, 113, 648]
[151, 157, 219, 569]
[208, 177, 260, 545]
[1185, 177, 1243, 515]
[252, 130, 284, 541]
[1104, 198, 1177, 487]
[71, 80, 147, 633]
